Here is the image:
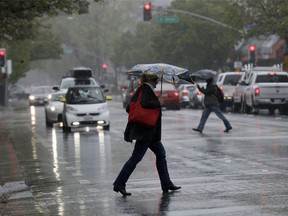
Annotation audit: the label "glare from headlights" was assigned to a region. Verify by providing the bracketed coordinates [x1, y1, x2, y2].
[72, 122, 80, 126]
[50, 106, 56, 111]
[48, 94, 52, 99]
[29, 95, 35, 100]
[97, 120, 105, 125]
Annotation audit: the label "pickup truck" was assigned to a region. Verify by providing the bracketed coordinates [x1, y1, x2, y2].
[242, 71, 288, 115]
[232, 66, 282, 113]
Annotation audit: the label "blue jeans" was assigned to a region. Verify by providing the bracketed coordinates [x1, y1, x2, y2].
[113, 140, 173, 190]
[197, 105, 231, 131]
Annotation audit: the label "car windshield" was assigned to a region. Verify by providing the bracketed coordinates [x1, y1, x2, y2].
[31, 87, 51, 94]
[223, 75, 242, 85]
[66, 87, 105, 104]
[51, 93, 65, 101]
[255, 74, 288, 83]
[60, 79, 97, 89]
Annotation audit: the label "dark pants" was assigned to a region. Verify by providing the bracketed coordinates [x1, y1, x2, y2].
[113, 140, 173, 190]
[197, 105, 232, 131]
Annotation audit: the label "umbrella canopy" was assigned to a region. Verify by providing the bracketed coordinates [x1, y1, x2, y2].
[190, 69, 217, 81]
[128, 63, 189, 94]
[128, 63, 188, 78]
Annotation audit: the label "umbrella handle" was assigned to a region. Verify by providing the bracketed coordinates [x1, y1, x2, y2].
[161, 75, 163, 96]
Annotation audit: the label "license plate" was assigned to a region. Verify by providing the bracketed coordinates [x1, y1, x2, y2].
[84, 116, 93, 121]
[162, 93, 168, 97]
[274, 99, 281, 103]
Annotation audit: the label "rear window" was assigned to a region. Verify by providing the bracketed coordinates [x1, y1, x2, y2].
[60, 78, 97, 89]
[186, 86, 196, 91]
[223, 74, 242, 85]
[155, 83, 176, 91]
[255, 74, 288, 83]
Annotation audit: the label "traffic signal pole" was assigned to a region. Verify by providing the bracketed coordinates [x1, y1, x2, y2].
[163, 9, 244, 36]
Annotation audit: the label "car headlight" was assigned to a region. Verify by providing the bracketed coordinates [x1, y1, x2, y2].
[29, 95, 35, 100]
[50, 106, 56, 112]
[66, 106, 78, 113]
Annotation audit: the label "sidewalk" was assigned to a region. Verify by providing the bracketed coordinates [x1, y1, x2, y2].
[0, 101, 39, 215]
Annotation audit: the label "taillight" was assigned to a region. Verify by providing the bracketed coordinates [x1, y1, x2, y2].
[182, 89, 188, 96]
[121, 88, 126, 92]
[129, 91, 134, 96]
[174, 92, 179, 96]
[197, 90, 202, 95]
[219, 86, 223, 91]
[255, 88, 260, 96]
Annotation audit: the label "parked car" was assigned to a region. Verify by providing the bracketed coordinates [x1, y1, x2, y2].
[28, 86, 53, 106]
[154, 82, 180, 110]
[8, 84, 27, 99]
[44, 91, 66, 127]
[216, 72, 244, 111]
[60, 85, 112, 132]
[187, 84, 205, 109]
[177, 84, 195, 108]
[122, 78, 140, 109]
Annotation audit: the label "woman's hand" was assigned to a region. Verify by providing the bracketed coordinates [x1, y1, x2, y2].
[158, 96, 164, 106]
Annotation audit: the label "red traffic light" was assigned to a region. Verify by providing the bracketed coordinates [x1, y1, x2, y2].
[0, 48, 6, 67]
[144, 3, 151, 10]
[0, 49, 5, 56]
[102, 63, 107, 69]
[249, 45, 256, 52]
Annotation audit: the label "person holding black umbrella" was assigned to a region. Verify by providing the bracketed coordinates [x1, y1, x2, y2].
[192, 77, 232, 134]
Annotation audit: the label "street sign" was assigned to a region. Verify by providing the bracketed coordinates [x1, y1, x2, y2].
[157, 16, 179, 24]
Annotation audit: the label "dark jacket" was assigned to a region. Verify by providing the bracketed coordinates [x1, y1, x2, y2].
[198, 83, 219, 107]
[124, 83, 162, 142]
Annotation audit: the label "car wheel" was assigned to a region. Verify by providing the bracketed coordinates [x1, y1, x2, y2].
[62, 115, 71, 132]
[268, 108, 275, 115]
[232, 100, 241, 113]
[103, 124, 110, 130]
[45, 112, 53, 128]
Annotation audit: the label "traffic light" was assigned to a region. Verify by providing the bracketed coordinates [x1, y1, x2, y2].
[0, 49, 6, 67]
[143, 3, 152, 21]
[102, 63, 107, 70]
[249, 44, 256, 65]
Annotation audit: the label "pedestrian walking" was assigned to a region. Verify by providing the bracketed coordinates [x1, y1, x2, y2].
[113, 73, 181, 196]
[192, 77, 232, 133]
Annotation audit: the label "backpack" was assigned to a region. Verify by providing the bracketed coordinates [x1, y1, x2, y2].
[215, 85, 224, 103]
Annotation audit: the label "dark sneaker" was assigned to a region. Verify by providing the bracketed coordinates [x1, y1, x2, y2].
[192, 128, 202, 133]
[223, 127, 232, 133]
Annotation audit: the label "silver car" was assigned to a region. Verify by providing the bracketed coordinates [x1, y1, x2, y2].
[44, 91, 66, 127]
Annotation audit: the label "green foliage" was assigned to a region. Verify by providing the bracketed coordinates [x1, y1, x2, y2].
[30, 31, 63, 60]
[0, 0, 102, 83]
[226, 0, 288, 38]
[112, 0, 240, 72]
[8, 40, 31, 84]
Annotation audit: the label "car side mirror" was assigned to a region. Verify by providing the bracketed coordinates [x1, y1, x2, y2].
[105, 95, 112, 101]
[60, 97, 66, 103]
[53, 86, 59, 91]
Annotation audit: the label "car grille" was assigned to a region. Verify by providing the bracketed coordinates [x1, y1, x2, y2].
[76, 113, 100, 117]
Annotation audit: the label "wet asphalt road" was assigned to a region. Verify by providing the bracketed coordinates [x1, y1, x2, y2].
[1, 97, 288, 216]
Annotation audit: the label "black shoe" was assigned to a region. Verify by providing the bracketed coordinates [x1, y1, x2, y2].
[223, 127, 232, 133]
[162, 185, 181, 193]
[113, 186, 132, 196]
[192, 128, 202, 133]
